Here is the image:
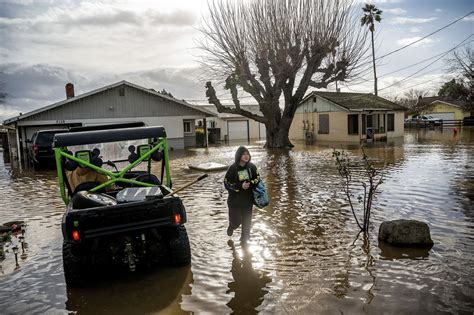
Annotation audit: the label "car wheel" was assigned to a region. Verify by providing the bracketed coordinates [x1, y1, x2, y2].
[62, 241, 86, 287]
[167, 226, 191, 267]
[32, 161, 41, 171]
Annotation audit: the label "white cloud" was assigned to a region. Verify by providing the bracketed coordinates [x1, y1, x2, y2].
[377, 74, 446, 98]
[384, 8, 407, 15]
[363, 0, 402, 3]
[0, 63, 207, 121]
[396, 37, 438, 47]
[435, 8, 443, 13]
[462, 16, 474, 22]
[390, 17, 437, 24]
[408, 27, 421, 33]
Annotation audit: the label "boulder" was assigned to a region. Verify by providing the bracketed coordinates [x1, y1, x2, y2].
[378, 219, 433, 247]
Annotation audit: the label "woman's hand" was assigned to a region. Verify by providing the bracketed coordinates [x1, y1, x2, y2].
[242, 181, 251, 190]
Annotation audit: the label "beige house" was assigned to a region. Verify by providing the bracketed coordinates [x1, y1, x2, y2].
[290, 91, 406, 143]
[416, 96, 472, 120]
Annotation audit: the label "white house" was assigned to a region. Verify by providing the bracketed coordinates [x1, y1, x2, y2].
[3, 80, 215, 163]
[200, 105, 267, 143]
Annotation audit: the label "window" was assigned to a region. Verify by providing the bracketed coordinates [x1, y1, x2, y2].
[183, 121, 192, 133]
[387, 114, 395, 132]
[318, 114, 329, 134]
[119, 86, 125, 96]
[374, 113, 386, 133]
[348, 114, 359, 134]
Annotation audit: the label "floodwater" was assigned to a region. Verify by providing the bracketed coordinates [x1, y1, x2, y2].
[0, 128, 473, 314]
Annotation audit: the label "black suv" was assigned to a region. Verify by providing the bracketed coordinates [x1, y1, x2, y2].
[28, 129, 68, 170]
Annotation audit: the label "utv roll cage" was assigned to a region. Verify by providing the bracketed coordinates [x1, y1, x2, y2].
[53, 126, 172, 205]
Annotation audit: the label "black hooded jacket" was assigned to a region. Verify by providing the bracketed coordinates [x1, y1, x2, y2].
[224, 146, 259, 208]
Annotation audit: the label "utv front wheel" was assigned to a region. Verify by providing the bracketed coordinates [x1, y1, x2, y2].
[168, 226, 191, 267]
[62, 241, 85, 286]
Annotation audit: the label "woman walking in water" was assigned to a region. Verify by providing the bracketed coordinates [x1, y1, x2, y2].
[224, 146, 259, 245]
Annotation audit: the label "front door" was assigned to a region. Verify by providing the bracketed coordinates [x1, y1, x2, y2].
[366, 115, 374, 140]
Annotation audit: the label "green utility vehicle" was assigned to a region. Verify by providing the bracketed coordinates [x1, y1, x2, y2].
[53, 124, 194, 286]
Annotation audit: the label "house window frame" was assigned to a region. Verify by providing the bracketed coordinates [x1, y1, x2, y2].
[374, 113, 386, 134]
[387, 113, 395, 132]
[183, 120, 193, 134]
[318, 114, 329, 134]
[347, 114, 359, 135]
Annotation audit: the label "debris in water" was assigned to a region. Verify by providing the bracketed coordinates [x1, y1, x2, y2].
[189, 162, 228, 172]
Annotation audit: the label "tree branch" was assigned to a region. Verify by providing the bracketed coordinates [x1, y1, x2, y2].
[205, 81, 267, 124]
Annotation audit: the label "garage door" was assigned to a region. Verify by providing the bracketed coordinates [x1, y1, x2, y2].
[259, 123, 266, 140]
[228, 120, 249, 141]
[428, 112, 454, 121]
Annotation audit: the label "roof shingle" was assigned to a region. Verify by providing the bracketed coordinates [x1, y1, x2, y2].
[304, 91, 406, 111]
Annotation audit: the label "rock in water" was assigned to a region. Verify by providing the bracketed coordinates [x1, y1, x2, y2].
[378, 220, 433, 247]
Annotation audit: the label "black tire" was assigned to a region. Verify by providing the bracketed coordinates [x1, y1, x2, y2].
[168, 226, 191, 267]
[71, 191, 117, 209]
[32, 161, 41, 171]
[62, 241, 86, 287]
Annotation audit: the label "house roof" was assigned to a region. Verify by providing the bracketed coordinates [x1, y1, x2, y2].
[302, 91, 406, 111]
[4, 80, 216, 125]
[200, 104, 262, 118]
[417, 96, 467, 108]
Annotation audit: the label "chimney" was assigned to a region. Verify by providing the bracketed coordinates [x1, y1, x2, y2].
[65, 83, 75, 99]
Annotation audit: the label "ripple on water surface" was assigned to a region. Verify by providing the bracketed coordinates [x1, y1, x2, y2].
[0, 128, 473, 314]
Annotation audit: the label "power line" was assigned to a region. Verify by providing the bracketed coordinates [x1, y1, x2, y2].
[376, 11, 473, 61]
[378, 35, 473, 92]
[379, 37, 473, 78]
[379, 77, 445, 96]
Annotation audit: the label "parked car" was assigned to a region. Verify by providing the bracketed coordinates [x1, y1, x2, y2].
[27, 129, 68, 170]
[405, 115, 443, 126]
[463, 116, 474, 126]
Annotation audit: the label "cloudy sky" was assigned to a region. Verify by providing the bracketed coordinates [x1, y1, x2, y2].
[0, 0, 472, 121]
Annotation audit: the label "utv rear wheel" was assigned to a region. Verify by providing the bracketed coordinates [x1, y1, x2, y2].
[168, 226, 191, 266]
[62, 241, 85, 286]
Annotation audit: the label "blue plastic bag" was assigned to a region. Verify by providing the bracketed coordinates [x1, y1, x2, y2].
[252, 180, 269, 208]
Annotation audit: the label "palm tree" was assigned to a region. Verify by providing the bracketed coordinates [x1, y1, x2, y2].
[361, 3, 382, 96]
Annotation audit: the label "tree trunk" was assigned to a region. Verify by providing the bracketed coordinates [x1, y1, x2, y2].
[371, 30, 378, 96]
[264, 112, 294, 149]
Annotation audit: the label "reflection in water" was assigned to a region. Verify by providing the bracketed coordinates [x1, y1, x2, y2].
[378, 241, 431, 260]
[226, 240, 271, 314]
[66, 266, 193, 314]
[0, 128, 473, 313]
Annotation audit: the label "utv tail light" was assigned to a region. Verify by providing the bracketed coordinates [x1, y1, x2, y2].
[173, 213, 181, 225]
[33, 144, 39, 156]
[72, 230, 80, 241]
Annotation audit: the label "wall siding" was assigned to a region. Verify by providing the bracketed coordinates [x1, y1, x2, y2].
[20, 85, 206, 122]
[290, 111, 405, 143]
[421, 101, 470, 120]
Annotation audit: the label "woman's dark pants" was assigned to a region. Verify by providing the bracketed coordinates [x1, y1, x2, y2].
[228, 207, 253, 242]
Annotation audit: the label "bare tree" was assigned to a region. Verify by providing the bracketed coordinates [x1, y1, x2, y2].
[445, 46, 473, 110]
[333, 147, 384, 233]
[390, 88, 430, 114]
[199, 0, 369, 148]
[446, 46, 473, 82]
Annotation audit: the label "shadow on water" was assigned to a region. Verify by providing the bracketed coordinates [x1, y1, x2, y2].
[378, 241, 431, 260]
[66, 266, 193, 314]
[226, 240, 271, 314]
